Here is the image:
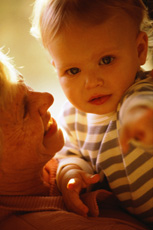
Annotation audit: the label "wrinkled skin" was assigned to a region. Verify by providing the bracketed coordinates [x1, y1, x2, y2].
[0, 82, 64, 195]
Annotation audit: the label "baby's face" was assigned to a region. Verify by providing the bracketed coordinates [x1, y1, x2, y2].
[49, 11, 147, 114]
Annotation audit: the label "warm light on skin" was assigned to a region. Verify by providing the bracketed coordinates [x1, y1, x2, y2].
[49, 11, 148, 115]
[1, 84, 58, 150]
[69, 178, 75, 184]
[9, 71, 18, 83]
[67, 178, 76, 190]
[0, 79, 64, 195]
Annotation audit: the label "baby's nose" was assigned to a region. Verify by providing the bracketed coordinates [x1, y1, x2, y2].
[85, 76, 104, 89]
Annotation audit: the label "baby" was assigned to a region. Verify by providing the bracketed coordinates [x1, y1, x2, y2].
[31, 0, 153, 225]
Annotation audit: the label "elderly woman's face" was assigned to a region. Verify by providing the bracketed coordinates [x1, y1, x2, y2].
[0, 82, 64, 169]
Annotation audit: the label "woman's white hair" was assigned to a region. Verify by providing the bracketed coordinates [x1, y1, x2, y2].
[0, 49, 21, 109]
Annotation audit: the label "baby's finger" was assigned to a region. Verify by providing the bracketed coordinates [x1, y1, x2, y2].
[67, 178, 78, 190]
[82, 173, 100, 185]
[64, 190, 89, 216]
[72, 196, 89, 216]
[120, 127, 131, 153]
[67, 178, 83, 194]
[67, 174, 100, 194]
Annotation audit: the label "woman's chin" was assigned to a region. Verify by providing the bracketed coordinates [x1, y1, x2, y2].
[44, 128, 64, 156]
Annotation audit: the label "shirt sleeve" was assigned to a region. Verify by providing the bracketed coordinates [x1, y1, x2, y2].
[119, 73, 153, 151]
[55, 101, 94, 187]
[120, 93, 153, 122]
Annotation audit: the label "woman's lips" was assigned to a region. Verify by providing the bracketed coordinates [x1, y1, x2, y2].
[44, 117, 57, 137]
[88, 94, 111, 105]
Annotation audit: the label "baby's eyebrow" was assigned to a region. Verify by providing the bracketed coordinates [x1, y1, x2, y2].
[56, 65, 78, 75]
[57, 63, 79, 70]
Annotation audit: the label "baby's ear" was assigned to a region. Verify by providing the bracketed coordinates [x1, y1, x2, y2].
[51, 60, 55, 67]
[136, 31, 148, 66]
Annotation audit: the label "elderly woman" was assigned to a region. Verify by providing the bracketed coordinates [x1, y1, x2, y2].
[0, 51, 149, 230]
[0, 50, 64, 196]
[0, 50, 65, 217]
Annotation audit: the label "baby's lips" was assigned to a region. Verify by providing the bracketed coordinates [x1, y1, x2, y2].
[45, 117, 57, 137]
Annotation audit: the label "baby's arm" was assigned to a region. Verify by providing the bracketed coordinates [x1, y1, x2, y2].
[55, 101, 100, 215]
[57, 163, 100, 216]
[119, 93, 153, 153]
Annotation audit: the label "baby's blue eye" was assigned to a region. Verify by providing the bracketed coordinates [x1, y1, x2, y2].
[99, 56, 114, 65]
[67, 67, 80, 75]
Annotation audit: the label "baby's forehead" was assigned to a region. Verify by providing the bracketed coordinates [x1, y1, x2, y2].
[39, 0, 145, 48]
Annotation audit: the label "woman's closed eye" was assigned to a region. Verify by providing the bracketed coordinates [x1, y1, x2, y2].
[66, 67, 81, 76]
[23, 97, 29, 119]
[99, 56, 115, 65]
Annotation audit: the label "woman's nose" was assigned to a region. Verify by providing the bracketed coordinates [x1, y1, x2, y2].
[85, 74, 104, 89]
[35, 92, 54, 116]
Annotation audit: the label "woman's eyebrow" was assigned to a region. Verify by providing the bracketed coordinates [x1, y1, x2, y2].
[18, 74, 24, 83]
[21, 94, 29, 118]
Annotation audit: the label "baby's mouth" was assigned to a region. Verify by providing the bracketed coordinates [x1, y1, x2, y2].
[88, 94, 111, 105]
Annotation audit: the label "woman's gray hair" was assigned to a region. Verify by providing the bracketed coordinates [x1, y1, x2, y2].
[0, 50, 21, 109]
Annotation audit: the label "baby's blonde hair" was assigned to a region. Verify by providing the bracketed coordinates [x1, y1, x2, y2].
[0, 50, 21, 109]
[31, 0, 152, 49]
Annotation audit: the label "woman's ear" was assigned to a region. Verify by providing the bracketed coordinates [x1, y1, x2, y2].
[136, 31, 148, 66]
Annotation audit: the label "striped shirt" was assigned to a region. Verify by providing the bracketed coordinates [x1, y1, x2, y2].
[56, 71, 153, 224]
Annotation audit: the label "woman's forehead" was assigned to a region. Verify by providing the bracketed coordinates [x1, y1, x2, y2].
[2, 82, 27, 109]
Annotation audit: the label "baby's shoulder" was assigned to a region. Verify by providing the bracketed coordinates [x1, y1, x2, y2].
[126, 70, 153, 95]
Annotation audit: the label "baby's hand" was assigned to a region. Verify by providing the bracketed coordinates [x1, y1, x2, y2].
[59, 166, 100, 216]
[120, 107, 153, 153]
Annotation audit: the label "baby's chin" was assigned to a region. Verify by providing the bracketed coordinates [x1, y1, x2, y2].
[75, 102, 117, 115]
